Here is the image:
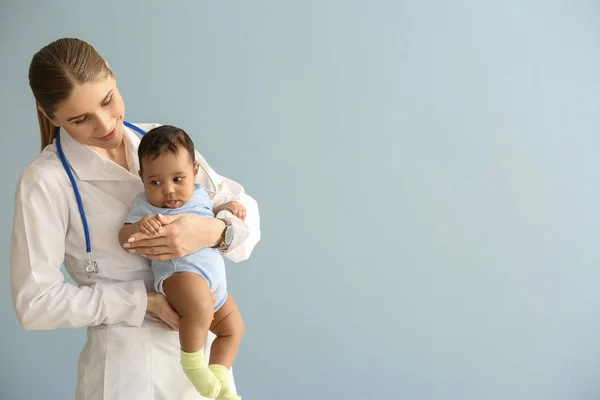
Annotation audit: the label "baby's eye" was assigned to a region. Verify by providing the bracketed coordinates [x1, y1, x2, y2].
[173, 177, 183, 183]
[151, 180, 161, 186]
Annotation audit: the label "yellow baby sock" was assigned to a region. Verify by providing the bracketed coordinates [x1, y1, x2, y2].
[180, 349, 221, 398]
[208, 364, 241, 400]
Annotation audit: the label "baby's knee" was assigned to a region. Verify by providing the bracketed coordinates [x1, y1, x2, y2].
[193, 296, 216, 319]
[179, 292, 215, 322]
[230, 311, 245, 339]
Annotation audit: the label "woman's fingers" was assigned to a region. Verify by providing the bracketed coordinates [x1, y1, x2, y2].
[160, 305, 181, 331]
[125, 236, 169, 250]
[148, 292, 180, 331]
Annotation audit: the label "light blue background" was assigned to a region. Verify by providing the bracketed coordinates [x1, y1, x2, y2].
[2, 1, 600, 399]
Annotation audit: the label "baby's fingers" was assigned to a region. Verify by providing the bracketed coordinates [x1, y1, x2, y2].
[149, 218, 162, 234]
[234, 204, 246, 220]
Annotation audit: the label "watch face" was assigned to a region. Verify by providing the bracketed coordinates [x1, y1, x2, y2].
[224, 224, 233, 245]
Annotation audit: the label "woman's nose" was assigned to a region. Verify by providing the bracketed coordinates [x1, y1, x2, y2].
[95, 110, 114, 135]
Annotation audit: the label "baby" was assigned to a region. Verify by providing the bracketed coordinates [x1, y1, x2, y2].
[119, 125, 245, 400]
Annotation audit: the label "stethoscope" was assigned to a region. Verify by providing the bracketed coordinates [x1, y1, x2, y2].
[55, 121, 220, 278]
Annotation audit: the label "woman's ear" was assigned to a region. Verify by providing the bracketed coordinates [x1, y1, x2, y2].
[37, 105, 60, 127]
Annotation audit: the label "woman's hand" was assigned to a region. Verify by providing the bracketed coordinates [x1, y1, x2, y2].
[147, 292, 180, 331]
[123, 214, 226, 261]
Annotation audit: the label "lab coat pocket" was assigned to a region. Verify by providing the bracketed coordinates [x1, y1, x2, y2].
[104, 327, 153, 399]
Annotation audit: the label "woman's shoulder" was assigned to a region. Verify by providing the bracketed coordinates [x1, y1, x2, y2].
[18, 144, 67, 187]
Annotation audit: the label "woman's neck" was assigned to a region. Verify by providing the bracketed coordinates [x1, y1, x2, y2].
[91, 139, 128, 170]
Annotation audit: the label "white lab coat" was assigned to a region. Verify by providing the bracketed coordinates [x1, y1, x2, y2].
[9, 123, 261, 400]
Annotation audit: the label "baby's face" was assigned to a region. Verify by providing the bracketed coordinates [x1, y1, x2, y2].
[139, 147, 198, 209]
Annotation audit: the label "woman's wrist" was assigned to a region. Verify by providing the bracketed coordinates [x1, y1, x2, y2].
[210, 217, 227, 248]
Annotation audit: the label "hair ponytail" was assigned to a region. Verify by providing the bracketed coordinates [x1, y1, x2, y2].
[36, 105, 57, 150]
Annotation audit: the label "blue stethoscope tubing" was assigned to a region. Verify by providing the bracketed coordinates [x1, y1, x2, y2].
[55, 121, 146, 277]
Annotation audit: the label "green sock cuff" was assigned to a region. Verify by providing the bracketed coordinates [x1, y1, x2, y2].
[208, 364, 229, 380]
[181, 348, 205, 369]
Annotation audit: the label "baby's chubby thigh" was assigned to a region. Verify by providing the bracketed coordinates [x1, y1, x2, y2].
[191, 249, 228, 312]
[153, 250, 228, 311]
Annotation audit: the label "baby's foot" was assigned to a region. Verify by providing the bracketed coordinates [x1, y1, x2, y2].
[216, 390, 241, 400]
[209, 364, 242, 400]
[183, 366, 222, 398]
[181, 350, 222, 398]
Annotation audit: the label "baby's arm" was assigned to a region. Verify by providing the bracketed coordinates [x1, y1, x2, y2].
[119, 223, 139, 247]
[118, 215, 163, 246]
[119, 196, 162, 247]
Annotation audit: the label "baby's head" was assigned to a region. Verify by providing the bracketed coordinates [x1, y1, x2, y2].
[138, 125, 199, 209]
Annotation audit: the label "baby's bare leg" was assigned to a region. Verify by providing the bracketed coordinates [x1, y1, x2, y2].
[209, 295, 245, 368]
[207, 296, 245, 400]
[162, 272, 214, 352]
[162, 273, 221, 397]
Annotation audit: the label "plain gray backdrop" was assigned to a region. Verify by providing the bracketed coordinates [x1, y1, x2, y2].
[2, 1, 600, 399]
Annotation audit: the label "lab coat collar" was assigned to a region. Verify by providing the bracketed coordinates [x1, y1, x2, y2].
[57, 125, 142, 182]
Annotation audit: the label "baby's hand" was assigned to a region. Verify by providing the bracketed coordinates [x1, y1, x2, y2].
[137, 214, 162, 235]
[214, 201, 246, 221]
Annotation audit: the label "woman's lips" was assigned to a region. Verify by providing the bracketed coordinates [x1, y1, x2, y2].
[100, 125, 117, 141]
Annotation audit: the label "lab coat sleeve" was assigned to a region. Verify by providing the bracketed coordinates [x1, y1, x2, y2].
[10, 164, 148, 330]
[194, 150, 261, 263]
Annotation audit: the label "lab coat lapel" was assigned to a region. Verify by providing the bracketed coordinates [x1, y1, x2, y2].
[58, 126, 141, 182]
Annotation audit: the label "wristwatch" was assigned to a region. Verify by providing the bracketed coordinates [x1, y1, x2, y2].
[214, 218, 233, 250]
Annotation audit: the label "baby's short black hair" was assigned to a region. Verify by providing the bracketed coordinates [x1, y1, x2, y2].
[138, 125, 195, 172]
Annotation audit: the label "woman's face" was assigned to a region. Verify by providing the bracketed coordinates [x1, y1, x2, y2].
[46, 74, 126, 150]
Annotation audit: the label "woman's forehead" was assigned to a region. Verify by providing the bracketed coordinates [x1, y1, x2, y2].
[54, 76, 116, 119]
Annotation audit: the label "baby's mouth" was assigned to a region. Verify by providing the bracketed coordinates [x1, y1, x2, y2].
[164, 200, 181, 209]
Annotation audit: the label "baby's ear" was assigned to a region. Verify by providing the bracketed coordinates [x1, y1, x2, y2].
[193, 161, 200, 177]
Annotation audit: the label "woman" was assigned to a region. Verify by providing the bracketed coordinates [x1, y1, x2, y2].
[9, 37, 260, 400]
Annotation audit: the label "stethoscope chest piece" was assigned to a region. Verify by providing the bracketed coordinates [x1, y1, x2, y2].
[84, 253, 99, 278]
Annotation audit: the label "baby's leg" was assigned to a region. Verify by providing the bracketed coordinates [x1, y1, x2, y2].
[210, 295, 245, 367]
[162, 272, 221, 398]
[208, 296, 245, 400]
